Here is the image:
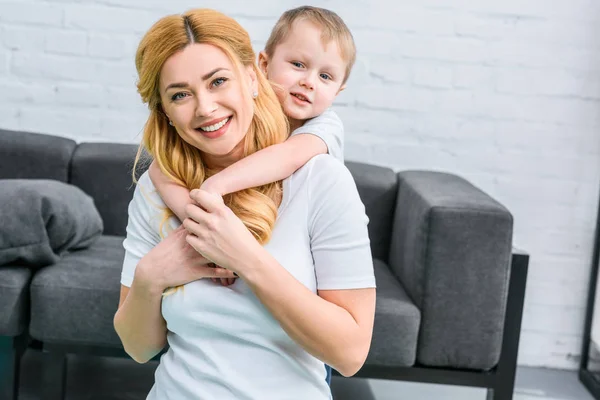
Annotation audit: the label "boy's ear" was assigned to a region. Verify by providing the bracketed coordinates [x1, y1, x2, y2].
[258, 51, 269, 77]
[336, 83, 347, 95]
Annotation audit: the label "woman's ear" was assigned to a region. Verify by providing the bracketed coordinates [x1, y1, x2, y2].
[258, 51, 269, 77]
[246, 65, 259, 96]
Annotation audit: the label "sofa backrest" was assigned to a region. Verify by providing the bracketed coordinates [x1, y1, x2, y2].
[0, 130, 399, 262]
[0, 129, 76, 182]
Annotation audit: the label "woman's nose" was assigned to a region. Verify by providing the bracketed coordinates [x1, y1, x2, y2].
[195, 96, 218, 117]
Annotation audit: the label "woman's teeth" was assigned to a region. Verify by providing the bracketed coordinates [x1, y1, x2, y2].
[199, 117, 229, 132]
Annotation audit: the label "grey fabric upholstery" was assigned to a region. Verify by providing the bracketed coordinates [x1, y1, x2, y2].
[0, 129, 75, 181]
[0, 180, 103, 268]
[29, 236, 124, 347]
[0, 267, 31, 336]
[346, 162, 397, 262]
[389, 171, 513, 370]
[0, 130, 76, 338]
[365, 259, 420, 367]
[70, 143, 147, 236]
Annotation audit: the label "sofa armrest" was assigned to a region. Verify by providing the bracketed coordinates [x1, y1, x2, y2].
[389, 171, 513, 370]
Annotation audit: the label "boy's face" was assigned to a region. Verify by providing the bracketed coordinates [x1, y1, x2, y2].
[259, 20, 347, 124]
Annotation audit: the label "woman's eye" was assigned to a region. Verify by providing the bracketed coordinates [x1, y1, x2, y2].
[291, 61, 304, 68]
[171, 92, 188, 101]
[212, 77, 228, 87]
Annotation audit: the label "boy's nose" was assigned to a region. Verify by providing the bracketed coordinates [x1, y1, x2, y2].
[300, 73, 316, 90]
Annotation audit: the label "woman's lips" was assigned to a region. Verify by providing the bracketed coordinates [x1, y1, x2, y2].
[195, 117, 232, 139]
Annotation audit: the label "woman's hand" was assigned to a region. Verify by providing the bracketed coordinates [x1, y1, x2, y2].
[136, 225, 237, 293]
[183, 189, 263, 275]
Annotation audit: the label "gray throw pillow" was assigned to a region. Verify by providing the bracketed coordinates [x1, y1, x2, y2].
[0, 179, 103, 268]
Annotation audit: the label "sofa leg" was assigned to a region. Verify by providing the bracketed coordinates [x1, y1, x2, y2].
[486, 385, 513, 400]
[42, 349, 67, 400]
[0, 334, 27, 400]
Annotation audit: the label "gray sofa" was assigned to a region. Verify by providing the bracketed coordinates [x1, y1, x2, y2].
[0, 129, 529, 400]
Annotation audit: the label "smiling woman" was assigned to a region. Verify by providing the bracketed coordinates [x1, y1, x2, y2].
[113, 8, 376, 400]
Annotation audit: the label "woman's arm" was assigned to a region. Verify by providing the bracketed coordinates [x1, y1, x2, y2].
[113, 278, 167, 364]
[202, 134, 327, 195]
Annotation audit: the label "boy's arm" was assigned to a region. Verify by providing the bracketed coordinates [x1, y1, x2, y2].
[148, 161, 192, 222]
[202, 134, 327, 195]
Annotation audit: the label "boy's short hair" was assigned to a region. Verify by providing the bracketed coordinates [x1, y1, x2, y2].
[264, 6, 356, 85]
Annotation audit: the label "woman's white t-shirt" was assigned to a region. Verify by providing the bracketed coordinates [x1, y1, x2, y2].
[120, 154, 376, 400]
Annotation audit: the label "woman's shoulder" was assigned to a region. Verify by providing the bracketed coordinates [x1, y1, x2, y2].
[292, 154, 358, 200]
[128, 171, 169, 228]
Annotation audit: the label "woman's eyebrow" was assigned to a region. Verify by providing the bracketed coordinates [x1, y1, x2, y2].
[164, 68, 231, 91]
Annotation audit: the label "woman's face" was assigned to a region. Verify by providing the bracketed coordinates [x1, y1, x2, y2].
[159, 43, 258, 166]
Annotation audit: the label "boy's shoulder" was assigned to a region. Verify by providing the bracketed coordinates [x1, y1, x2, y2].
[293, 108, 342, 134]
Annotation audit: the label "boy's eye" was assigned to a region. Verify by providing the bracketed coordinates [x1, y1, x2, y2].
[211, 77, 228, 88]
[291, 61, 304, 68]
[320, 73, 332, 81]
[171, 92, 188, 101]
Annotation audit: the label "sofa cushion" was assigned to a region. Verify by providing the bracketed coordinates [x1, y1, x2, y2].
[0, 180, 104, 268]
[30, 235, 125, 347]
[70, 143, 147, 237]
[0, 267, 31, 336]
[0, 129, 76, 182]
[346, 162, 397, 263]
[364, 259, 420, 367]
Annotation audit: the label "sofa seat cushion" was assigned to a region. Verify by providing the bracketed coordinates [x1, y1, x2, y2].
[0, 266, 32, 336]
[364, 259, 421, 367]
[30, 235, 125, 347]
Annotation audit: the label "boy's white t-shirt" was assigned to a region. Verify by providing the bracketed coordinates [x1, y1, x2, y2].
[121, 155, 375, 400]
[290, 108, 344, 161]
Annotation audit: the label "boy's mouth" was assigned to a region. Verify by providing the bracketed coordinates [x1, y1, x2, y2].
[291, 92, 311, 104]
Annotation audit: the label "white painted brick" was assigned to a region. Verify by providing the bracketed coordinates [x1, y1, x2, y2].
[0, 105, 20, 131]
[352, 29, 401, 56]
[0, 79, 56, 104]
[105, 86, 148, 112]
[11, 52, 98, 82]
[396, 36, 488, 63]
[522, 305, 586, 336]
[452, 65, 495, 89]
[518, 331, 581, 369]
[64, 4, 159, 34]
[525, 256, 592, 286]
[368, 58, 411, 85]
[1, 25, 46, 52]
[45, 30, 88, 56]
[455, 14, 599, 50]
[237, 18, 276, 43]
[412, 64, 453, 89]
[0, 51, 8, 75]
[18, 106, 103, 139]
[496, 69, 600, 99]
[0, 2, 63, 26]
[54, 83, 105, 107]
[359, 83, 438, 112]
[87, 33, 139, 60]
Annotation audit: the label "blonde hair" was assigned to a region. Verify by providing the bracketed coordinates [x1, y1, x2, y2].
[132, 9, 289, 294]
[264, 6, 356, 84]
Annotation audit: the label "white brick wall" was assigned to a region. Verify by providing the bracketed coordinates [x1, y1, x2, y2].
[2, 0, 600, 370]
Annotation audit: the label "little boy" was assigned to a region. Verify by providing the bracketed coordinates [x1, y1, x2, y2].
[150, 6, 355, 247]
